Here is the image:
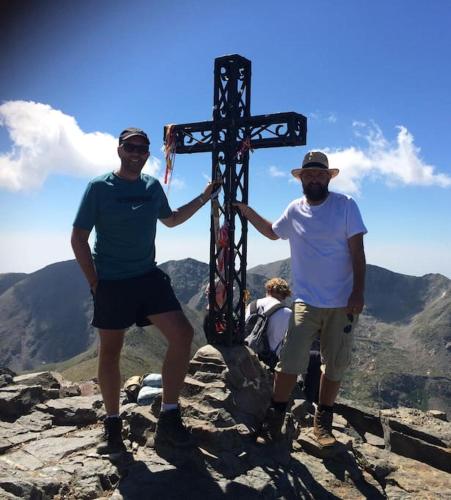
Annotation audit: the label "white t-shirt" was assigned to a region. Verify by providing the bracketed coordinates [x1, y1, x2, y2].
[245, 296, 292, 354]
[272, 192, 367, 308]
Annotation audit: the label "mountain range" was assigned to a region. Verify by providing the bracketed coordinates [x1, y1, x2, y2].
[0, 258, 450, 416]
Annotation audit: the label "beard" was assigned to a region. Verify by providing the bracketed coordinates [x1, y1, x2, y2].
[302, 182, 329, 202]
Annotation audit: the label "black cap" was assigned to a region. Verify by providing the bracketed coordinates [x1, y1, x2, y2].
[119, 127, 150, 145]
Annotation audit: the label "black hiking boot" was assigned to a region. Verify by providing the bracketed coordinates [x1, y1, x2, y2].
[154, 408, 194, 448]
[313, 407, 337, 447]
[97, 416, 127, 454]
[258, 406, 286, 442]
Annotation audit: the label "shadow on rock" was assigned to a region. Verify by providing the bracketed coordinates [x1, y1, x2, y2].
[248, 439, 339, 499]
[265, 460, 343, 500]
[113, 447, 259, 499]
[322, 444, 385, 499]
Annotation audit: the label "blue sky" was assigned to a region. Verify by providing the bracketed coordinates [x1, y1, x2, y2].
[0, 0, 450, 277]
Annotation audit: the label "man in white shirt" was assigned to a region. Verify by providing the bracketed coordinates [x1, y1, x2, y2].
[245, 278, 292, 366]
[235, 151, 367, 447]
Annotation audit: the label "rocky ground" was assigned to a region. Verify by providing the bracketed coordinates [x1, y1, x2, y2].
[0, 346, 450, 499]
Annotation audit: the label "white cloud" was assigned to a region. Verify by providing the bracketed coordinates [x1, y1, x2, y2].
[268, 165, 286, 177]
[326, 122, 451, 195]
[0, 100, 161, 191]
[326, 113, 337, 124]
[164, 177, 185, 190]
[309, 111, 337, 124]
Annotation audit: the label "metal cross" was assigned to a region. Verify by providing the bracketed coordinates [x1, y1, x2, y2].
[164, 54, 307, 346]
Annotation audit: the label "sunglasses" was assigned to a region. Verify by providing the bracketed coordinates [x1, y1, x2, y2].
[121, 143, 149, 154]
[343, 313, 354, 334]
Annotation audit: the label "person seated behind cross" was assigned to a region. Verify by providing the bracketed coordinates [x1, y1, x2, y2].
[245, 278, 292, 367]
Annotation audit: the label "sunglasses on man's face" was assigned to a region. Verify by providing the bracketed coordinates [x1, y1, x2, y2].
[121, 143, 149, 154]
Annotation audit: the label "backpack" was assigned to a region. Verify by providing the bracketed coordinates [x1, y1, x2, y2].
[244, 300, 285, 368]
[123, 372, 163, 404]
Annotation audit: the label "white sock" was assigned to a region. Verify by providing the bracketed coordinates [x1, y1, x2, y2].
[106, 414, 120, 420]
[161, 402, 178, 412]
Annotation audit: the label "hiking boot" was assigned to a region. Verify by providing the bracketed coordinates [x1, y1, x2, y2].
[313, 407, 337, 447]
[97, 416, 127, 454]
[154, 408, 194, 448]
[259, 406, 286, 442]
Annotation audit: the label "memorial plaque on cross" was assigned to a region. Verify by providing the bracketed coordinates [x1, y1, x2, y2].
[164, 54, 307, 346]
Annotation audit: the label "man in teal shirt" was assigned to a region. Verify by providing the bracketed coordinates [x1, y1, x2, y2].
[72, 127, 217, 454]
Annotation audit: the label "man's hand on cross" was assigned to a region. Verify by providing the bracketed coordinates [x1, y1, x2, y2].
[200, 179, 222, 204]
[233, 202, 250, 218]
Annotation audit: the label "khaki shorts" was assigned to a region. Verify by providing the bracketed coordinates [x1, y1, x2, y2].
[276, 301, 358, 382]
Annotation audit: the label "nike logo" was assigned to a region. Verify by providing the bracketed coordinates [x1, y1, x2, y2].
[132, 204, 145, 210]
[106, 181, 114, 186]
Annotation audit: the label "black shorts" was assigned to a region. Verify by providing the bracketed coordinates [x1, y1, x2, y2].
[92, 268, 182, 330]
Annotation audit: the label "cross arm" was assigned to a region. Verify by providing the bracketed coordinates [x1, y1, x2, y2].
[164, 112, 306, 155]
[164, 120, 214, 154]
[242, 112, 307, 149]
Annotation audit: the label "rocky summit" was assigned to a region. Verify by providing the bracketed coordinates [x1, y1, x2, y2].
[0, 349, 450, 499]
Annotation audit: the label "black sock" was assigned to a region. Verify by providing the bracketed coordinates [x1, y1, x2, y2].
[318, 404, 334, 412]
[271, 400, 288, 413]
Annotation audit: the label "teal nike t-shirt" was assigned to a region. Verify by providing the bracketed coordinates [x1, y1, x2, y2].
[73, 172, 173, 280]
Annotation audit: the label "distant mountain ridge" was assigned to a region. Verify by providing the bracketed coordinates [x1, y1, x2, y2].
[0, 273, 27, 296]
[250, 259, 451, 323]
[0, 260, 95, 371]
[0, 258, 450, 415]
